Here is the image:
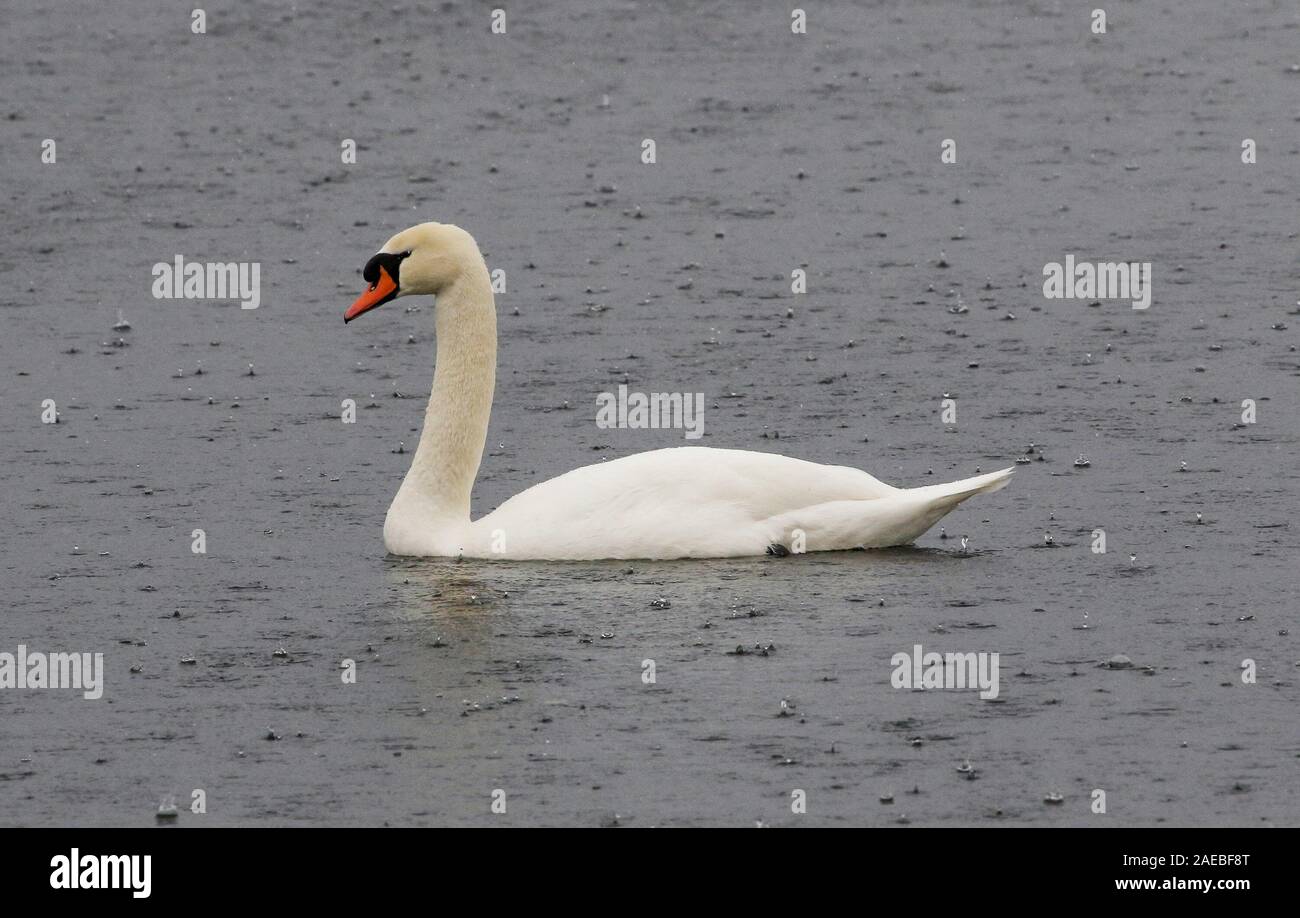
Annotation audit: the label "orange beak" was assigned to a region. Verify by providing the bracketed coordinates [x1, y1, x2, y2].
[344, 266, 398, 323]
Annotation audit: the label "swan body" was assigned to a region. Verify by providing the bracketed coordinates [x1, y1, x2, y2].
[345, 222, 1014, 561]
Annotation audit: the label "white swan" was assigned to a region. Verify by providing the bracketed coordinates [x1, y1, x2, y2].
[345, 222, 1014, 560]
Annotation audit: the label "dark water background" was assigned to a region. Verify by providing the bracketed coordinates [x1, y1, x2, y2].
[1, 1, 1297, 825]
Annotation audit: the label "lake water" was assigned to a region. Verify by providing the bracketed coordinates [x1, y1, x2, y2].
[1, 0, 1296, 826]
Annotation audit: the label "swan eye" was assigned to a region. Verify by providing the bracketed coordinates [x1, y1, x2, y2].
[362, 250, 410, 288]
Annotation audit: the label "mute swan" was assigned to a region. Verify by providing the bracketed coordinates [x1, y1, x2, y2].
[345, 222, 1013, 560]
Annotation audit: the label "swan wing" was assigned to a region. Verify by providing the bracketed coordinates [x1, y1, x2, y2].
[490, 446, 895, 518]
[471, 447, 899, 558]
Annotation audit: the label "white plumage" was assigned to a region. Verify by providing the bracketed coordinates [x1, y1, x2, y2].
[346, 223, 1013, 560]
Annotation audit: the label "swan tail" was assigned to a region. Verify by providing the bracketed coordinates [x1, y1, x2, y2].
[917, 466, 1015, 512]
[764, 467, 1014, 551]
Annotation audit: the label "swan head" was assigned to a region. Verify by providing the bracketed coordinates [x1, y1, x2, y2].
[345, 222, 479, 322]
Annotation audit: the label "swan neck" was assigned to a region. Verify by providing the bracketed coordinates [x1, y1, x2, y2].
[402, 264, 496, 521]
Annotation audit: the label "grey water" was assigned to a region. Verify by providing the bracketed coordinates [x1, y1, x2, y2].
[1, 0, 1297, 826]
